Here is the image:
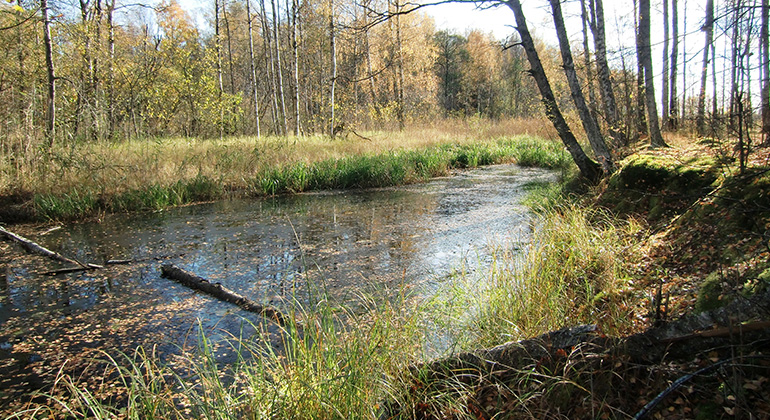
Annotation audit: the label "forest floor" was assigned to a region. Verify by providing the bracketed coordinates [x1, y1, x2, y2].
[392, 137, 770, 419]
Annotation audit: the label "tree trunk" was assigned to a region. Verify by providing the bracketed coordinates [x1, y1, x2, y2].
[270, 0, 288, 136]
[580, 0, 597, 123]
[259, 0, 279, 132]
[668, 0, 678, 130]
[291, 0, 301, 136]
[222, 0, 236, 96]
[107, 0, 115, 138]
[638, 0, 668, 147]
[42, 0, 56, 146]
[394, 0, 405, 130]
[328, 0, 337, 136]
[363, 0, 379, 123]
[633, 0, 646, 138]
[0, 226, 79, 266]
[161, 264, 289, 326]
[729, 1, 741, 133]
[696, 0, 714, 136]
[246, 0, 261, 138]
[681, 0, 687, 124]
[661, 0, 669, 130]
[78, 0, 93, 140]
[504, 0, 602, 183]
[549, 0, 613, 174]
[589, 0, 627, 147]
[215, 0, 225, 139]
[762, 0, 770, 141]
[15, 0, 26, 128]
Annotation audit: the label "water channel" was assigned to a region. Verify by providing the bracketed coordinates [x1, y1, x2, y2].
[0, 164, 556, 405]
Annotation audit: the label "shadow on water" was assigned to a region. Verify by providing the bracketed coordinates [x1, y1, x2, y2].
[0, 164, 555, 406]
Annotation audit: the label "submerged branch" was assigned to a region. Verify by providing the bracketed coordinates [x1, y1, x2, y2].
[160, 263, 290, 327]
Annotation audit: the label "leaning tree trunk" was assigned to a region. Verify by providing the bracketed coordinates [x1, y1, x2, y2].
[696, 0, 714, 136]
[504, 0, 602, 183]
[638, 0, 668, 147]
[41, 0, 56, 146]
[549, 0, 613, 174]
[589, 0, 627, 147]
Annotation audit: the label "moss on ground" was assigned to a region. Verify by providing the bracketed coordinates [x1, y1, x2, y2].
[601, 153, 720, 220]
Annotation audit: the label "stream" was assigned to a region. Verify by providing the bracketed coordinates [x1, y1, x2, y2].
[0, 164, 555, 406]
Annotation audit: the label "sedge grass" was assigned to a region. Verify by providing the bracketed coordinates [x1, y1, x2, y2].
[469, 199, 646, 346]
[3, 130, 570, 220]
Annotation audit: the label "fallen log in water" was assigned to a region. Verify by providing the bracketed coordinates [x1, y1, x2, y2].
[160, 263, 289, 327]
[0, 225, 101, 269]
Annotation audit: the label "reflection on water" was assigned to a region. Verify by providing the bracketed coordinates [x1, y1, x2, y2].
[0, 164, 555, 405]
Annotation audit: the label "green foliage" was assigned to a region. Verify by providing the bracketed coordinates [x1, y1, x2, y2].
[34, 189, 98, 220]
[502, 137, 572, 170]
[249, 137, 566, 197]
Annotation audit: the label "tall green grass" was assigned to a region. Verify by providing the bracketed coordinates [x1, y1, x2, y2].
[27, 136, 570, 220]
[11, 292, 439, 419]
[469, 201, 645, 346]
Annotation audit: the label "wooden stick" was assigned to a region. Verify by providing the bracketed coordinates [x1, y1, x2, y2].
[0, 225, 80, 266]
[659, 320, 770, 344]
[160, 263, 289, 327]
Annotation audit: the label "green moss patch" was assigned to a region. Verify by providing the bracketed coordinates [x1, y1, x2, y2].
[601, 153, 719, 220]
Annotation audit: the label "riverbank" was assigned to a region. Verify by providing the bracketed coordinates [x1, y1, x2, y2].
[391, 138, 770, 418]
[5, 136, 770, 419]
[0, 120, 565, 223]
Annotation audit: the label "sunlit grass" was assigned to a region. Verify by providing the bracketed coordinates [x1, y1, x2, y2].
[469, 199, 646, 346]
[0, 118, 570, 220]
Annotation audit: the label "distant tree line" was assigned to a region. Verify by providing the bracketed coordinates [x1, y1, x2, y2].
[1, 0, 768, 178]
[0, 0, 555, 143]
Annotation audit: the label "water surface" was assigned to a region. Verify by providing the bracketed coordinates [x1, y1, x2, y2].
[0, 164, 555, 405]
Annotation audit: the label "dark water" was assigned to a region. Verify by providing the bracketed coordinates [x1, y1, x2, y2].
[0, 164, 554, 404]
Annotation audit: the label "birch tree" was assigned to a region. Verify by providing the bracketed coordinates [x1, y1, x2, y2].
[589, 0, 627, 146]
[504, 0, 602, 182]
[245, 0, 261, 137]
[762, 0, 769, 140]
[638, 0, 667, 147]
[696, 0, 714, 136]
[668, 0, 678, 130]
[661, 0, 669, 129]
[549, 0, 613, 173]
[42, 0, 56, 145]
